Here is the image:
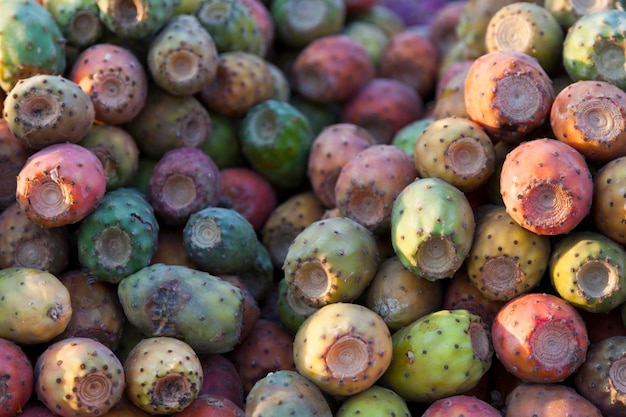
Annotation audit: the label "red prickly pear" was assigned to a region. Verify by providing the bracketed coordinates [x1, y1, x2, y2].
[34, 337, 126, 417]
[0, 338, 34, 417]
[500, 138, 593, 235]
[197, 354, 244, 409]
[422, 394, 501, 417]
[505, 382, 602, 417]
[69, 43, 148, 125]
[172, 394, 243, 417]
[292, 34, 375, 103]
[16, 142, 107, 228]
[492, 293, 589, 383]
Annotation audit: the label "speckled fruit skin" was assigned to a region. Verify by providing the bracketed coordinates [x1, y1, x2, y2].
[592, 156, 626, 245]
[16, 143, 107, 228]
[172, 394, 244, 417]
[499, 138, 593, 236]
[491, 292, 589, 383]
[505, 382, 603, 417]
[96, 0, 177, 39]
[293, 302, 392, 396]
[335, 385, 411, 417]
[380, 309, 493, 403]
[422, 394, 501, 417]
[0, 118, 30, 208]
[34, 337, 125, 417]
[0, 338, 34, 417]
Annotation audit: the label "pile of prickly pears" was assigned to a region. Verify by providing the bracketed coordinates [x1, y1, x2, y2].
[4, 0, 626, 416]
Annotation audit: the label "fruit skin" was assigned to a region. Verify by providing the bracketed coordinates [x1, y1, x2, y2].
[16, 141, 106, 228]
[335, 385, 411, 417]
[231, 242, 274, 303]
[291, 34, 375, 103]
[69, 43, 148, 125]
[96, 0, 177, 39]
[44, 0, 103, 48]
[422, 394, 501, 417]
[562, 9, 626, 90]
[0, 338, 34, 417]
[271, 0, 346, 48]
[0, 201, 69, 274]
[340, 78, 424, 145]
[240, 99, 314, 189]
[34, 337, 125, 417]
[491, 292, 589, 383]
[117, 263, 245, 354]
[390, 177, 475, 281]
[172, 394, 244, 417]
[147, 14, 218, 96]
[335, 144, 418, 234]
[196, 354, 244, 408]
[0, 119, 30, 209]
[127, 88, 211, 159]
[3, 74, 95, 150]
[124, 336, 203, 415]
[283, 216, 379, 308]
[593, 156, 626, 245]
[198, 112, 243, 169]
[148, 147, 221, 226]
[183, 206, 259, 276]
[293, 302, 392, 396]
[391, 117, 433, 158]
[76, 187, 160, 283]
[505, 382, 603, 417]
[574, 335, 626, 416]
[500, 138, 593, 235]
[466, 205, 551, 302]
[276, 277, 318, 335]
[307, 122, 376, 209]
[244, 370, 333, 417]
[226, 318, 296, 395]
[380, 309, 493, 403]
[550, 80, 626, 163]
[550, 231, 626, 313]
[194, 0, 266, 56]
[0, 0, 66, 92]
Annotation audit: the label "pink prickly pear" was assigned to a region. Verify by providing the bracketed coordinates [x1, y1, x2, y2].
[422, 394, 501, 417]
[0, 338, 34, 417]
[197, 354, 244, 409]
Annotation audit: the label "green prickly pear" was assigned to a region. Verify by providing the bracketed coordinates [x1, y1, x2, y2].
[96, 0, 178, 39]
[283, 216, 379, 308]
[390, 177, 475, 281]
[380, 309, 493, 403]
[45, 0, 104, 47]
[0, 0, 66, 92]
[335, 385, 410, 417]
[293, 302, 392, 396]
[117, 263, 245, 354]
[76, 187, 159, 284]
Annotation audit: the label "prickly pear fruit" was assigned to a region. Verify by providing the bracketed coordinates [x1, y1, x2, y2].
[506, 382, 603, 417]
[0, 0, 66, 92]
[500, 138, 593, 235]
[147, 14, 218, 96]
[0, 119, 30, 209]
[44, 0, 103, 48]
[117, 263, 245, 354]
[197, 354, 244, 408]
[293, 302, 392, 396]
[0, 338, 34, 417]
[466, 205, 551, 302]
[562, 9, 626, 90]
[414, 116, 495, 193]
[335, 144, 418, 233]
[550, 230, 626, 313]
[574, 335, 626, 416]
[124, 336, 203, 415]
[335, 385, 410, 417]
[3, 74, 95, 150]
[593, 156, 626, 245]
[271, 0, 346, 48]
[283, 216, 379, 308]
[96, 0, 177, 39]
[380, 309, 493, 403]
[183, 207, 258, 276]
[276, 277, 318, 335]
[422, 394, 501, 417]
[492, 292, 589, 383]
[173, 394, 244, 417]
[545, 0, 619, 28]
[34, 337, 125, 417]
[390, 177, 475, 281]
[0, 267, 72, 345]
[245, 370, 333, 417]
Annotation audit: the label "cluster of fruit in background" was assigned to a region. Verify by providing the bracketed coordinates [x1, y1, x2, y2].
[2, 0, 626, 416]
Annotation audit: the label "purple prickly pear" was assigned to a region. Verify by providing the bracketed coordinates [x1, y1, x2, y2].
[124, 336, 203, 415]
[34, 337, 125, 417]
[293, 302, 392, 396]
[197, 354, 244, 409]
[0, 0, 66, 92]
[15, 142, 107, 229]
[3, 74, 95, 150]
[0, 338, 34, 417]
[380, 309, 493, 403]
[283, 216, 379, 308]
[147, 14, 218, 96]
